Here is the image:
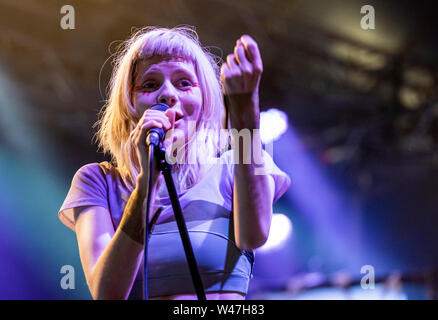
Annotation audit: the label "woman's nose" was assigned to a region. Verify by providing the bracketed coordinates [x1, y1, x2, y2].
[157, 82, 177, 107]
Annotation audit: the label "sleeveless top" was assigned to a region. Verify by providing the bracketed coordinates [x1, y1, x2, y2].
[58, 150, 290, 298]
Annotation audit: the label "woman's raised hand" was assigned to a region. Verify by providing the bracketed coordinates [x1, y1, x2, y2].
[220, 35, 263, 130]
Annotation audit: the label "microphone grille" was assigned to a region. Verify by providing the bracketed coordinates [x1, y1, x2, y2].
[150, 103, 170, 112]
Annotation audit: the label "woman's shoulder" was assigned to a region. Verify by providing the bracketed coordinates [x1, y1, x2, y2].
[75, 161, 113, 174]
[73, 161, 123, 183]
[96, 161, 119, 175]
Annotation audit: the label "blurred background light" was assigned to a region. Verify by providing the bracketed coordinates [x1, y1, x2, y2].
[260, 108, 289, 144]
[1, 0, 437, 300]
[257, 213, 293, 253]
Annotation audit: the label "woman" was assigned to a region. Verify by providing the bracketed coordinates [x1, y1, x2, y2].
[58, 26, 290, 300]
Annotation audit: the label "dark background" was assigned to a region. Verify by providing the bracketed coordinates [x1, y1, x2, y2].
[0, 0, 437, 299]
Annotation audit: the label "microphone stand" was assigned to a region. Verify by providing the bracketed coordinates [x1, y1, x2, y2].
[143, 143, 206, 300]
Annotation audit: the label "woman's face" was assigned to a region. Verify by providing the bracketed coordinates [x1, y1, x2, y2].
[131, 56, 203, 146]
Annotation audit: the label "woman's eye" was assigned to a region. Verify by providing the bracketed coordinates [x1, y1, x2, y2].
[177, 79, 193, 89]
[142, 81, 158, 90]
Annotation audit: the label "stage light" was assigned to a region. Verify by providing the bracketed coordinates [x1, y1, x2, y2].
[330, 42, 386, 71]
[257, 213, 293, 252]
[399, 86, 424, 110]
[259, 108, 289, 144]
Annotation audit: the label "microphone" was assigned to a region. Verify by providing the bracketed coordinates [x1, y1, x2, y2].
[145, 103, 170, 147]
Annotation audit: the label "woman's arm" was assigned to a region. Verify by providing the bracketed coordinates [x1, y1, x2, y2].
[75, 99, 173, 299]
[221, 35, 275, 250]
[232, 131, 275, 250]
[74, 180, 159, 300]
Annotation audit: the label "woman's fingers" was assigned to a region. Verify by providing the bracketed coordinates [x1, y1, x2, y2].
[221, 35, 263, 96]
[164, 109, 176, 128]
[132, 121, 159, 145]
[140, 110, 171, 130]
[141, 120, 163, 130]
[234, 40, 251, 74]
[130, 109, 173, 146]
[240, 35, 263, 74]
[226, 53, 241, 76]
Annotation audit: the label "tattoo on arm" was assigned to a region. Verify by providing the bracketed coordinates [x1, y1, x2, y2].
[119, 188, 145, 245]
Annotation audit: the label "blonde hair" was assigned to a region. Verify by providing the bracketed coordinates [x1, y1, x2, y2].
[94, 26, 225, 192]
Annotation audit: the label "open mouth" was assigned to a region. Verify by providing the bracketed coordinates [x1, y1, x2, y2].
[174, 113, 184, 126]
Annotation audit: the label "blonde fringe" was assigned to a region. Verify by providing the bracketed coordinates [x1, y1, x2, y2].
[93, 26, 225, 193]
